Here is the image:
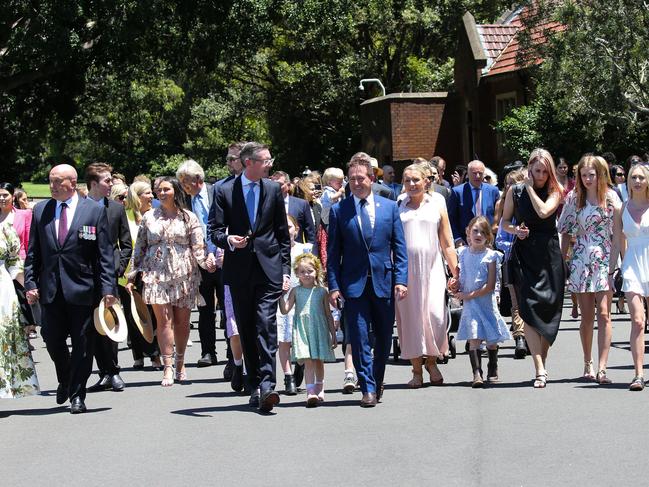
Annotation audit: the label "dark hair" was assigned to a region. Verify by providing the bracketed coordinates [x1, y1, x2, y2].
[610, 164, 624, 180]
[157, 176, 187, 211]
[240, 142, 269, 165]
[85, 162, 113, 186]
[600, 151, 616, 166]
[0, 182, 15, 195]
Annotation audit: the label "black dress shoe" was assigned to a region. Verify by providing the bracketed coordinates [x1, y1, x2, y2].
[293, 363, 304, 388]
[259, 389, 280, 413]
[231, 364, 244, 392]
[70, 397, 87, 414]
[514, 336, 527, 360]
[111, 374, 125, 391]
[284, 374, 297, 395]
[56, 383, 68, 405]
[223, 360, 234, 380]
[249, 389, 260, 408]
[87, 375, 111, 393]
[197, 353, 218, 368]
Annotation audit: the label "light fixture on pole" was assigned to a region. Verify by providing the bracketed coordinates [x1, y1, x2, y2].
[358, 78, 386, 98]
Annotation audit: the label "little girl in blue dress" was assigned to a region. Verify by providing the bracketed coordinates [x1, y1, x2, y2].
[456, 216, 511, 387]
[279, 253, 337, 407]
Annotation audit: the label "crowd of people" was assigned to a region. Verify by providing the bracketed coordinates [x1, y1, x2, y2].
[0, 144, 648, 413]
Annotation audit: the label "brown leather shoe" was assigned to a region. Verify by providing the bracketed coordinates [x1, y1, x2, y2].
[360, 392, 377, 408]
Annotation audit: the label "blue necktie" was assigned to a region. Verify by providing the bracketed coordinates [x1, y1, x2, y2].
[359, 198, 373, 245]
[245, 182, 257, 227]
[193, 194, 207, 238]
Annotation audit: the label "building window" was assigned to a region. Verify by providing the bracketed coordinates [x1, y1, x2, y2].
[496, 92, 517, 161]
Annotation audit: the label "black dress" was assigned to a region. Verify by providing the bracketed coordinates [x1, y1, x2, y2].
[511, 184, 565, 344]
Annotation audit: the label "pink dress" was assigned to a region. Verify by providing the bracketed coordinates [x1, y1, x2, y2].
[395, 193, 448, 359]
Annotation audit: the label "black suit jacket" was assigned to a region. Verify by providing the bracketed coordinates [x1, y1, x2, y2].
[210, 176, 291, 286]
[433, 183, 451, 201]
[24, 197, 117, 306]
[287, 195, 315, 244]
[103, 198, 132, 278]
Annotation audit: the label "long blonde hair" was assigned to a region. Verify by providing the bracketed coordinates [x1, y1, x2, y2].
[628, 164, 649, 201]
[575, 154, 611, 209]
[126, 181, 152, 221]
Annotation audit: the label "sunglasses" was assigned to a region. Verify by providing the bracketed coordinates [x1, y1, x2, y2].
[117, 194, 127, 201]
[615, 173, 625, 177]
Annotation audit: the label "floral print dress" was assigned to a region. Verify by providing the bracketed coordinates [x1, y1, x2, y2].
[0, 223, 39, 398]
[128, 208, 207, 308]
[558, 189, 621, 293]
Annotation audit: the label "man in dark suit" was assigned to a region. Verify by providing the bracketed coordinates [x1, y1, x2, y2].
[25, 164, 117, 414]
[327, 152, 408, 407]
[210, 142, 291, 413]
[208, 142, 247, 387]
[177, 159, 220, 368]
[447, 160, 500, 246]
[84, 163, 132, 393]
[271, 171, 315, 245]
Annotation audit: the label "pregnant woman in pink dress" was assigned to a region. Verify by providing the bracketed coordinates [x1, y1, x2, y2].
[395, 163, 458, 387]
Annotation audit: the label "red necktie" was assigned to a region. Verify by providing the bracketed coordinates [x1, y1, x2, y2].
[58, 202, 68, 245]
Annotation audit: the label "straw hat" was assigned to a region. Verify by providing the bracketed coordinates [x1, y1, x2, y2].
[369, 157, 383, 178]
[130, 290, 154, 343]
[93, 300, 128, 343]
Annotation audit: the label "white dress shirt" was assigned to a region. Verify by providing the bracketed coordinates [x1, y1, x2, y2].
[352, 191, 376, 230]
[55, 192, 79, 240]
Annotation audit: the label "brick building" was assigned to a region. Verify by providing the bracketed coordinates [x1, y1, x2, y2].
[360, 4, 563, 176]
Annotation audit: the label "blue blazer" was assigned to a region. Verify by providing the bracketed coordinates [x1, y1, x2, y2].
[447, 182, 500, 242]
[327, 195, 408, 299]
[24, 197, 117, 306]
[288, 195, 315, 244]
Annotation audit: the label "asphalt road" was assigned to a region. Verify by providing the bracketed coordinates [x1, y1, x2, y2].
[2, 300, 646, 486]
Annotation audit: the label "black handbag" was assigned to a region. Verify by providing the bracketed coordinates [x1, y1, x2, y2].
[613, 268, 624, 298]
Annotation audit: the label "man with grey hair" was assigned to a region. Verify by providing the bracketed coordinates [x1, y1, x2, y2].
[177, 159, 219, 367]
[446, 160, 500, 246]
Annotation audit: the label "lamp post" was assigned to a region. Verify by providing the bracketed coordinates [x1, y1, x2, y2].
[358, 78, 386, 98]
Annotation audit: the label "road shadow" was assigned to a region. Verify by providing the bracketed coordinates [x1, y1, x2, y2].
[171, 398, 359, 417]
[0, 406, 111, 417]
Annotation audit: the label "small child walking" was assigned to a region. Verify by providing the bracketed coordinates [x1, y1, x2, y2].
[279, 253, 337, 407]
[455, 216, 511, 387]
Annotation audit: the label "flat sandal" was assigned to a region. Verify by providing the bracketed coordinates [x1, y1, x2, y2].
[629, 376, 645, 391]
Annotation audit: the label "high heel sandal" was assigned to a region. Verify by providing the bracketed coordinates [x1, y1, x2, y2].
[596, 369, 612, 385]
[407, 369, 424, 389]
[583, 360, 595, 380]
[175, 353, 187, 382]
[161, 354, 174, 387]
[533, 373, 547, 388]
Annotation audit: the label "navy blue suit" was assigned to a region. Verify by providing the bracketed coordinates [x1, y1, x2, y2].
[287, 195, 315, 244]
[24, 196, 116, 401]
[210, 176, 291, 393]
[447, 182, 500, 243]
[327, 194, 408, 394]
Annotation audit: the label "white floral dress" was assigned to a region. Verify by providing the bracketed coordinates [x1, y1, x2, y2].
[128, 208, 207, 308]
[0, 223, 39, 398]
[558, 189, 621, 293]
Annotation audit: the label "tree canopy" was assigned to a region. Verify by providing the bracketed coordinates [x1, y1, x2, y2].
[1, 0, 510, 183]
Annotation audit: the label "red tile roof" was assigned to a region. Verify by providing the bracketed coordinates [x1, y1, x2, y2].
[476, 24, 519, 65]
[486, 20, 565, 76]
